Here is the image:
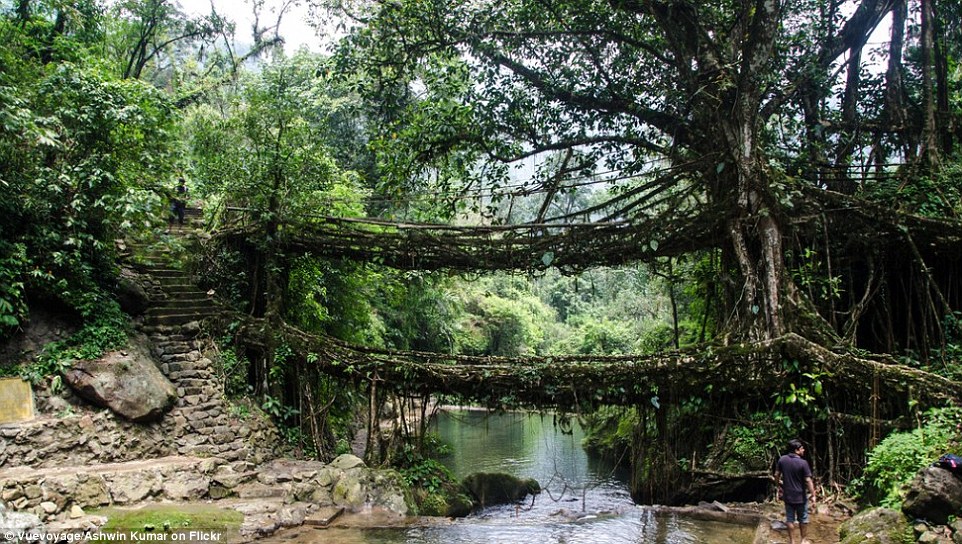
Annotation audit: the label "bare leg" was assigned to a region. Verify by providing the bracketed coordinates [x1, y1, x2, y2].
[799, 522, 811, 544]
[786, 522, 798, 544]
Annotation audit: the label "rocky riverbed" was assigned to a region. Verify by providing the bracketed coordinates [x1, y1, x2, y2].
[0, 453, 411, 543]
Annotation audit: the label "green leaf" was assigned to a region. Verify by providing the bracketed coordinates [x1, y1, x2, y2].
[541, 251, 554, 266]
[0, 315, 19, 326]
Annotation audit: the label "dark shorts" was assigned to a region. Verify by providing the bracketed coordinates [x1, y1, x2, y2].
[785, 501, 809, 524]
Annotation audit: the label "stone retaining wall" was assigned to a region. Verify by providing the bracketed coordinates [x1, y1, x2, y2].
[0, 411, 173, 469]
[0, 325, 279, 471]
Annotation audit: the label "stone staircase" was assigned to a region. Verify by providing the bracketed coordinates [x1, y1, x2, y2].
[0, 209, 414, 541]
[143, 276, 219, 327]
[131, 248, 220, 330]
[122, 222, 273, 462]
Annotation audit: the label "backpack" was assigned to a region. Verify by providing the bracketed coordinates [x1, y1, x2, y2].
[935, 453, 962, 474]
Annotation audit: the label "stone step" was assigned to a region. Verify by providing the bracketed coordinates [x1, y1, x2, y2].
[133, 257, 174, 268]
[162, 284, 205, 294]
[304, 506, 344, 527]
[167, 360, 215, 371]
[156, 292, 214, 303]
[145, 313, 216, 326]
[235, 482, 287, 499]
[154, 342, 200, 354]
[153, 298, 216, 310]
[155, 276, 197, 287]
[153, 334, 201, 344]
[147, 303, 218, 313]
[157, 293, 207, 304]
[140, 323, 203, 336]
[0, 456, 218, 519]
[146, 305, 219, 318]
[169, 370, 215, 381]
[145, 269, 187, 279]
[158, 351, 205, 363]
[153, 274, 202, 284]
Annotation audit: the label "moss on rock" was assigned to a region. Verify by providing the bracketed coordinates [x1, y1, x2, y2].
[838, 507, 913, 544]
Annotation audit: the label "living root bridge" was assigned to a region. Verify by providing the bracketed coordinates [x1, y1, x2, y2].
[215, 209, 722, 272]
[237, 318, 962, 412]
[214, 191, 962, 274]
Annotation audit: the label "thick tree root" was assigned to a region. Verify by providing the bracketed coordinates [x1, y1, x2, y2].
[233, 317, 961, 413]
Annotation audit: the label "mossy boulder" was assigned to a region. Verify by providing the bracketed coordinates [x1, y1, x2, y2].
[461, 472, 541, 508]
[839, 508, 913, 544]
[415, 483, 475, 518]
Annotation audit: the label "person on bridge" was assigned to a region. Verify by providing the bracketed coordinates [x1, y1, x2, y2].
[774, 438, 817, 544]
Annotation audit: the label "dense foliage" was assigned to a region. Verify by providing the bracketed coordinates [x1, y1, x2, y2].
[0, 3, 176, 341]
[2, 0, 962, 508]
[855, 407, 962, 508]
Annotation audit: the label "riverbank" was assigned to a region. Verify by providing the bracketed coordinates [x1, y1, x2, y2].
[250, 499, 850, 544]
[0, 453, 412, 542]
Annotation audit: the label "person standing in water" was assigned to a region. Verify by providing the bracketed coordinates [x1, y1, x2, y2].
[774, 438, 817, 544]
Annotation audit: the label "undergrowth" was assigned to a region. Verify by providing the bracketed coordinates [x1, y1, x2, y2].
[17, 301, 129, 387]
[853, 406, 962, 508]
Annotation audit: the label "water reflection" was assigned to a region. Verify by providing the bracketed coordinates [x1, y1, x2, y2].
[433, 408, 633, 518]
[284, 511, 753, 544]
[257, 409, 756, 544]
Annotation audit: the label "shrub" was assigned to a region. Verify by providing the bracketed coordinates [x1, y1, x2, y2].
[854, 407, 962, 507]
[20, 301, 128, 385]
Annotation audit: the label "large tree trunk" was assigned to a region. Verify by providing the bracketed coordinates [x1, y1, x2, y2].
[874, 0, 910, 166]
[834, 45, 863, 194]
[932, 4, 953, 154]
[919, 0, 941, 168]
[716, 104, 794, 341]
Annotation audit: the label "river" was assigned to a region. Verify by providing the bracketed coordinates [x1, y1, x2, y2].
[260, 408, 757, 543]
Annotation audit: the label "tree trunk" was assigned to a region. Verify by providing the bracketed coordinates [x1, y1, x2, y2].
[876, 0, 910, 165]
[932, 6, 952, 154]
[716, 108, 793, 341]
[834, 45, 862, 194]
[919, 0, 941, 168]
[15, 0, 30, 25]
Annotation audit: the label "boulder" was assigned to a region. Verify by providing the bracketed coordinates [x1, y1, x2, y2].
[105, 471, 160, 504]
[839, 508, 913, 544]
[902, 466, 962, 525]
[63, 337, 176, 422]
[417, 483, 474, 517]
[461, 472, 541, 508]
[328, 454, 365, 470]
[162, 472, 211, 501]
[332, 475, 365, 507]
[116, 275, 150, 316]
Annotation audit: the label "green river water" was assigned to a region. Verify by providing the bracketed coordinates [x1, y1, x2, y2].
[262, 409, 758, 543]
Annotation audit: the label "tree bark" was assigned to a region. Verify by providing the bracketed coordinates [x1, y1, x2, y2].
[932, 5, 952, 154]
[919, 0, 941, 168]
[876, 0, 910, 164]
[834, 45, 863, 193]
